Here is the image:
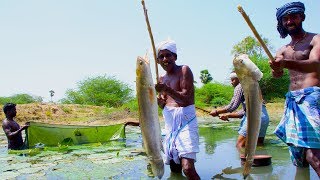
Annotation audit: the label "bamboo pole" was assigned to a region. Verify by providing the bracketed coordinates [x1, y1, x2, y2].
[141, 0, 159, 83]
[237, 5, 274, 62]
[195, 106, 212, 114]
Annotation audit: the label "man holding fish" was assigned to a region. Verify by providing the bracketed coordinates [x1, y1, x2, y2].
[155, 39, 200, 179]
[210, 71, 270, 150]
[269, 1, 320, 177]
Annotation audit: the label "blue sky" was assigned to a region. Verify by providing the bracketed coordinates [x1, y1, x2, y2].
[0, 0, 319, 102]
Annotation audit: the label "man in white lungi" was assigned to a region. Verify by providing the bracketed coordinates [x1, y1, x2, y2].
[155, 39, 200, 179]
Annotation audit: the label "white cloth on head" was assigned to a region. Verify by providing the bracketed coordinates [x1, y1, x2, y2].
[156, 39, 177, 56]
[230, 72, 237, 79]
[162, 105, 199, 165]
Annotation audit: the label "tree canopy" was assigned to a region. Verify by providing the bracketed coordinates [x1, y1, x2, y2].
[200, 69, 213, 84]
[61, 75, 133, 107]
[0, 94, 43, 105]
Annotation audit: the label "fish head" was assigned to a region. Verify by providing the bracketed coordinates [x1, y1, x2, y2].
[233, 54, 263, 81]
[136, 55, 151, 79]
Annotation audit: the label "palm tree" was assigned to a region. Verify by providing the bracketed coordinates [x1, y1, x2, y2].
[200, 70, 213, 84]
[49, 90, 55, 102]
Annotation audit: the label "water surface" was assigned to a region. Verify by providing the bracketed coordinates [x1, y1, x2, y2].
[0, 118, 318, 179]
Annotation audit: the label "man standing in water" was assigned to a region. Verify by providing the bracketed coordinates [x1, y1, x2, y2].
[155, 39, 200, 179]
[210, 72, 269, 150]
[269, 2, 320, 177]
[2, 103, 29, 150]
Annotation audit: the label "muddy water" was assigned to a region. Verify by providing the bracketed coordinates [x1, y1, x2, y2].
[0, 118, 318, 179]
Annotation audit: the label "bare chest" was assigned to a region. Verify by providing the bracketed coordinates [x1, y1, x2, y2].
[162, 76, 181, 90]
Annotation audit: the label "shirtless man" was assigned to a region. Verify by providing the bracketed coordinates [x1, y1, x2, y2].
[155, 39, 200, 179]
[269, 2, 320, 176]
[2, 103, 29, 150]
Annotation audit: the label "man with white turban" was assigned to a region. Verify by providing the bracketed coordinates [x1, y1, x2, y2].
[155, 39, 200, 179]
[270, 2, 320, 177]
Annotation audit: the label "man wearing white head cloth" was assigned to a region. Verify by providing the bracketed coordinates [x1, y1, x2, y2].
[210, 72, 270, 150]
[155, 39, 200, 179]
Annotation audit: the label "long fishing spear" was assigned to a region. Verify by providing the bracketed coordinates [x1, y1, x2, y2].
[237, 5, 274, 62]
[141, 0, 159, 83]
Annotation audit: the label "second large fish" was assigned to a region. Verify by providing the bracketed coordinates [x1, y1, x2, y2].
[233, 54, 263, 179]
[136, 55, 164, 179]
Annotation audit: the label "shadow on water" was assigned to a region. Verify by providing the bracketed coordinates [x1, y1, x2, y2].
[0, 118, 318, 179]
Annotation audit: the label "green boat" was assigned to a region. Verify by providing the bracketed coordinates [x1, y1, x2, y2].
[26, 122, 126, 147]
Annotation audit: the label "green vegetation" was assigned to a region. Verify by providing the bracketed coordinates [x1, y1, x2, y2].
[195, 82, 233, 108]
[61, 75, 134, 107]
[199, 69, 213, 84]
[0, 94, 43, 105]
[231, 36, 273, 58]
[195, 35, 288, 108]
[250, 55, 289, 101]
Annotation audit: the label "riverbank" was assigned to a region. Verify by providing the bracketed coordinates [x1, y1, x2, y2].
[0, 102, 285, 126]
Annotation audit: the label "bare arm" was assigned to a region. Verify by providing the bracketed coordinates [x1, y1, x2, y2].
[156, 65, 194, 105]
[219, 111, 244, 121]
[210, 85, 243, 116]
[270, 35, 320, 74]
[269, 46, 286, 78]
[2, 122, 28, 140]
[283, 34, 320, 72]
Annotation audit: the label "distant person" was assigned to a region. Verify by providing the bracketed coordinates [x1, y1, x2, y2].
[269, 2, 320, 176]
[2, 103, 29, 150]
[209, 72, 270, 149]
[155, 39, 200, 179]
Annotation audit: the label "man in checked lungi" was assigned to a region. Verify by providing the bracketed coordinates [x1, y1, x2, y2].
[269, 1, 320, 177]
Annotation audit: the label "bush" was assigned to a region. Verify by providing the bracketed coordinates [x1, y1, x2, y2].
[195, 82, 233, 108]
[61, 75, 134, 107]
[0, 94, 43, 105]
[250, 55, 289, 101]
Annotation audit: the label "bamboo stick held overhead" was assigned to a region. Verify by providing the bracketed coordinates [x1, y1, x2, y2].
[141, 0, 159, 83]
[237, 5, 274, 62]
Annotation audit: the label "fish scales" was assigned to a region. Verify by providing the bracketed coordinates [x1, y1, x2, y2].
[233, 54, 263, 179]
[136, 56, 164, 179]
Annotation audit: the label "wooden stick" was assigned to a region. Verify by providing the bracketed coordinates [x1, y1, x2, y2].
[237, 5, 274, 62]
[195, 106, 211, 114]
[141, 0, 159, 83]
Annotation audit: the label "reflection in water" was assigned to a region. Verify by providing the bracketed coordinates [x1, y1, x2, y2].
[0, 119, 319, 179]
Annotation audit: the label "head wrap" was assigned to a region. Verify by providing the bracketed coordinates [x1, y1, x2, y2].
[276, 2, 305, 38]
[230, 72, 238, 79]
[156, 39, 177, 56]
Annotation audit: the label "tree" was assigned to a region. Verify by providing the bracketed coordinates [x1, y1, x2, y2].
[231, 35, 289, 101]
[0, 94, 43, 105]
[231, 36, 273, 58]
[49, 90, 55, 102]
[61, 75, 133, 107]
[200, 69, 213, 84]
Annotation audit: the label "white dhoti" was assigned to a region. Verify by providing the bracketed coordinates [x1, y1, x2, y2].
[162, 105, 199, 165]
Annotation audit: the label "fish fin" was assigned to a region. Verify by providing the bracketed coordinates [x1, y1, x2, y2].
[143, 51, 150, 64]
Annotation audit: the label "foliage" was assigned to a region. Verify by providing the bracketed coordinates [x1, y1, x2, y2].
[250, 55, 290, 101]
[231, 36, 273, 58]
[0, 94, 43, 105]
[61, 75, 134, 107]
[231, 36, 289, 102]
[199, 69, 213, 84]
[195, 82, 233, 108]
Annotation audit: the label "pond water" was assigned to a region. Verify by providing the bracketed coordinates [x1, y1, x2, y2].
[0, 118, 318, 179]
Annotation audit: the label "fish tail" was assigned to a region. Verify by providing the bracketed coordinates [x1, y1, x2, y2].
[243, 160, 252, 179]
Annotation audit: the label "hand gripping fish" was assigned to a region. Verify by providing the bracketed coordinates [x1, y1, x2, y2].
[233, 54, 263, 179]
[136, 55, 164, 179]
